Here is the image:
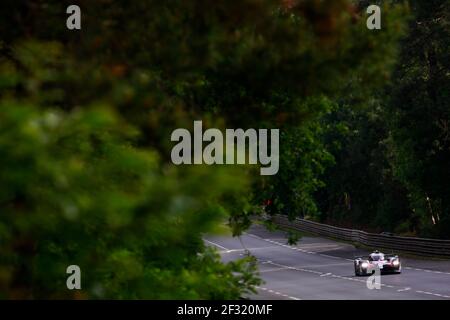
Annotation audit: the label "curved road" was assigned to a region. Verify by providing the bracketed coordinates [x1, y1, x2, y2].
[205, 224, 450, 300]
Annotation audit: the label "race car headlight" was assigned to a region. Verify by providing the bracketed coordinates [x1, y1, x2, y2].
[361, 262, 369, 269]
[393, 260, 400, 266]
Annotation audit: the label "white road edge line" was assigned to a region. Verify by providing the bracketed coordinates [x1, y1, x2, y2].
[227, 231, 450, 299]
[203, 239, 229, 251]
[255, 286, 302, 300]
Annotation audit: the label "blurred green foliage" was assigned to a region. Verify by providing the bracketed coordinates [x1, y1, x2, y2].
[0, 93, 259, 298]
[0, 0, 412, 298]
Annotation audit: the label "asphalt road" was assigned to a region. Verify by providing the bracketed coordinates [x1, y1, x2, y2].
[204, 224, 450, 300]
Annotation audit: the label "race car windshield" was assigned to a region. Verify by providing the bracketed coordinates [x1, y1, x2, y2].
[370, 255, 383, 261]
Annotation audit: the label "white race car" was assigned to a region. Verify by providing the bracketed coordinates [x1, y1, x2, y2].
[354, 250, 402, 276]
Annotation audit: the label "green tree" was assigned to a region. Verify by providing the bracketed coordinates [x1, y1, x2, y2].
[0, 0, 409, 298]
[314, 101, 411, 232]
[386, 0, 450, 238]
[311, 0, 450, 239]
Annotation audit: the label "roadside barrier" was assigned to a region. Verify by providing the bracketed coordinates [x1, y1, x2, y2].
[272, 214, 450, 258]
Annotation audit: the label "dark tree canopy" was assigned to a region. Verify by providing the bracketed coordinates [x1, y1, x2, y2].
[2, 0, 436, 300]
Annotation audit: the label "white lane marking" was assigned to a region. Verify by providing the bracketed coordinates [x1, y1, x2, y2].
[252, 232, 450, 279]
[248, 234, 418, 291]
[271, 253, 449, 298]
[259, 267, 292, 273]
[308, 270, 323, 275]
[431, 293, 450, 298]
[251, 230, 450, 275]
[415, 290, 450, 299]
[295, 262, 350, 269]
[203, 239, 228, 251]
[255, 286, 302, 300]
[405, 266, 450, 275]
[245, 231, 450, 299]
[397, 287, 411, 292]
[294, 243, 343, 249]
[249, 232, 450, 276]
[318, 253, 345, 260]
[245, 232, 349, 261]
[218, 246, 278, 254]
